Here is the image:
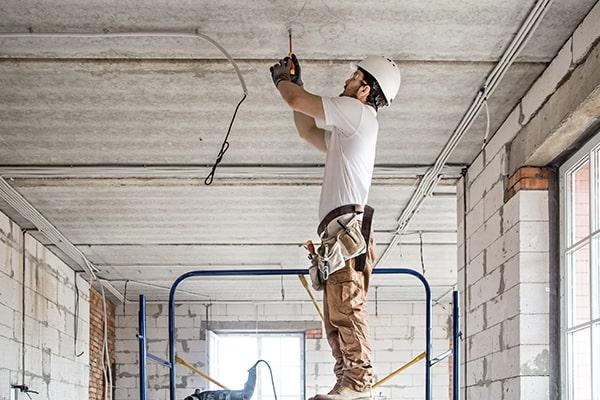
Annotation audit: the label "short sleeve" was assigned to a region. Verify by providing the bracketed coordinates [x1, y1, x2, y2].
[322, 96, 363, 138]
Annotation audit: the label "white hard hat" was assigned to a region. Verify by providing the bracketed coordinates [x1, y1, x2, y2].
[357, 56, 401, 106]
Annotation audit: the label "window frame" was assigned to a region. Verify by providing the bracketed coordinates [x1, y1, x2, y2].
[560, 130, 600, 400]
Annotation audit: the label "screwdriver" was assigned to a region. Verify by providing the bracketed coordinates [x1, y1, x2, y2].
[288, 28, 296, 76]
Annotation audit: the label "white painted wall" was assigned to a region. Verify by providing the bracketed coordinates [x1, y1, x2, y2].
[0, 210, 90, 400]
[114, 300, 452, 400]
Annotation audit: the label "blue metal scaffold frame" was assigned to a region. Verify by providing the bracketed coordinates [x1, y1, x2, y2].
[137, 268, 461, 400]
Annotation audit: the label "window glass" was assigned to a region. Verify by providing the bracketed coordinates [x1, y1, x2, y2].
[570, 243, 591, 326]
[570, 328, 592, 400]
[561, 132, 600, 400]
[214, 335, 259, 388]
[594, 324, 600, 399]
[210, 333, 304, 400]
[571, 160, 590, 244]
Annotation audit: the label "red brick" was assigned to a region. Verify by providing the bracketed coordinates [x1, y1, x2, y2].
[305, 328, 322, 339]
[505, 166, 550, 201]
[88, 287, 117, 400]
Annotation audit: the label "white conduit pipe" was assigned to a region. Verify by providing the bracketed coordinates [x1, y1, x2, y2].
[376, 0, 553, 268]
[0, 31, 249, 400]
[0, 177, 98, 279]
[103, 278, 212, 301]
[0, 29, 248, 275]
[0, 30, 248, 96]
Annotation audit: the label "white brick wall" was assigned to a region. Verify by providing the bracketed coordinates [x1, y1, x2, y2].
[451, 3, 600, 389]
[0, 210, 90, 400]
[449, 5, 600, 394]
[114, 300, 451, 400]
[459, 170, 551, 400]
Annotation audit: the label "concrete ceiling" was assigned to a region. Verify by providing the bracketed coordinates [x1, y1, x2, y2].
[0, 0, 596, 303]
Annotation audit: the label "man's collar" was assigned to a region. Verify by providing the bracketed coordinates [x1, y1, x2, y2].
[366, 104, 377, 116]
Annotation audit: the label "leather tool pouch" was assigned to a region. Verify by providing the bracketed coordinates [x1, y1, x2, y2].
[315, 214, 367, 281]
[308, 205, 375, 289]
[336, 215, 366, 259]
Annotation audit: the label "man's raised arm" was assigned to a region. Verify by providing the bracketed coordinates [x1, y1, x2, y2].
[271, 57, 327, 152]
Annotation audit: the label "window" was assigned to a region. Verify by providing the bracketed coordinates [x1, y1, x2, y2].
[208, 332, 304, 400]
[560, 131, 600, 400]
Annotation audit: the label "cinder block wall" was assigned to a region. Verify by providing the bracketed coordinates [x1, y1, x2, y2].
[88, 287, 116, 400]
[114, 301, 451, 400]
[457, 3, 600, 400]
[0, 210, 91, 399]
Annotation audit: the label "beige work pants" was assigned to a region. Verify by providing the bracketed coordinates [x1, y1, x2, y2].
[323, 236, 375, 391]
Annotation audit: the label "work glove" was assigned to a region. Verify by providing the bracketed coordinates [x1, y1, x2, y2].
[270, 57, 292, 88]
[290, 54, 303, 86]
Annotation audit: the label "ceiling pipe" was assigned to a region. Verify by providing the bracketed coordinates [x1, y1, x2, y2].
[100, 278, 210, 301]
[375, 0, 554, 268]
[0, 164, 465, 179]
[0, 29, 250, 284]
[0, 30, 247, 96]
[0, 177, 98, 279]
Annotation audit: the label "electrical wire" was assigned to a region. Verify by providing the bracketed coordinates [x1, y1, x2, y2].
[99, 282, 113, 400]
[418, 231, 426, 276]
[105, 278, 211, 300]
[255, 360, 278, 400]
[122, 280, 129, 314]
[375, 0, 553, 268]
[0, 178, 97, 279]
[21, 230, 26, 387]
[0, 30, 249, 185]
[481, 99, 491, 150]
[74, 272, 85, 358]
[280, 265, 285, 301]
[204, 93, 248, 185]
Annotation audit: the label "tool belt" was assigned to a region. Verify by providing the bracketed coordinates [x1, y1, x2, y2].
[308, 204, 374, 291]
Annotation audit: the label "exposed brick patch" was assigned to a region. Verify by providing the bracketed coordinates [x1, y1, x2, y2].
[305, 328, 322, 339]
[89, 286, 116, 400]
[504, 167, 550, 202]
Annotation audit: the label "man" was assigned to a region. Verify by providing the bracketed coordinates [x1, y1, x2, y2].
[270, 55, 401, 400]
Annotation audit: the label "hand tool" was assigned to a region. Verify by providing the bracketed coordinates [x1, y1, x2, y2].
[288, 28, 296, 77]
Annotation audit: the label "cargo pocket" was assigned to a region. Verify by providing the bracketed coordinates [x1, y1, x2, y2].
[339, 280, 363, 316]
[328, 264, 363, 316]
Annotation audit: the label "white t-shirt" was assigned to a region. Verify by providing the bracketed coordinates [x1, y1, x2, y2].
[318, 96, 379, 222]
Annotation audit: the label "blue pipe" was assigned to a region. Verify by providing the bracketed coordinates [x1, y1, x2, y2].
[166, 268, 433, 400]
[452, 290, 460, 400]
[138, 294, 148, 400]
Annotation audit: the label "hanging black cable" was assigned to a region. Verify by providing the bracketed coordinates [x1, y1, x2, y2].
[419, 231, 426, 276]
[205, 93, 248, 185]
[255, 360, 278, 400]
[123, 279, 130, 314]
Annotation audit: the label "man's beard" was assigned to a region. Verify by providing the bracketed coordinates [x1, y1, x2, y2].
[339, 85, 357, 98]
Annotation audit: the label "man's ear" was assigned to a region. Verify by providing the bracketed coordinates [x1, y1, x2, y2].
[358, 84, 371, 101]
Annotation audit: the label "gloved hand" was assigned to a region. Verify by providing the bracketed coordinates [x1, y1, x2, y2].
[270, 57, 292, 88]
[290, 54, 303, 86]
